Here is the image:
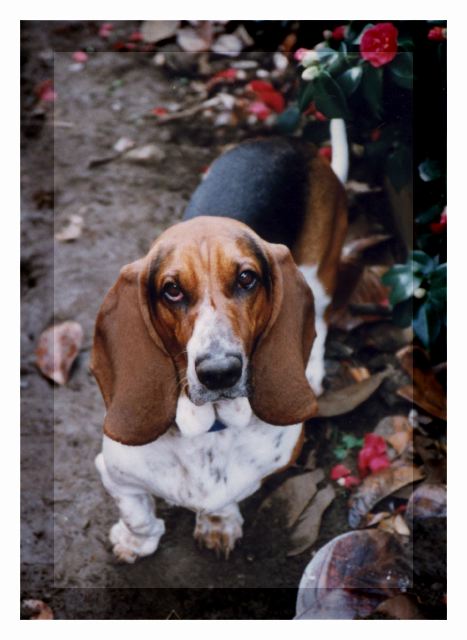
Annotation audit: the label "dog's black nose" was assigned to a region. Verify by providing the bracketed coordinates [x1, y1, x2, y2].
[195, 354, 243, 390]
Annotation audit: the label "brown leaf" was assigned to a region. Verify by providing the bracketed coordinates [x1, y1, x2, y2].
[35, 321, 83, 385]
[260, 469, 324, 529]
[405, 483, 447, 522]
[374, 415, 413, 456]
[22, 599, 54, 620]
[54, 214, 83, 242]
[331, 264, 391, 330]
[288, 484, 335, 556]
[396, 345, 446, 421]
[377, 513, 410, 536]
[140, 20, 180, 43]
[376, 595, 424, 620]
[295, 530, 412, 619]
[348, 464, 425, 528]
[317, 368, 391, 417]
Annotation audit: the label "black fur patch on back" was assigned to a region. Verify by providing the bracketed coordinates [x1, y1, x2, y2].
[183, 138, 312, 248]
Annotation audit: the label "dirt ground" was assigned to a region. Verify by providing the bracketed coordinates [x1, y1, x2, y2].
[20, 22, 446, 620]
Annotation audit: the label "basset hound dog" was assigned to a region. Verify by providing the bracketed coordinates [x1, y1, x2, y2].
[92, 136, 348, 562]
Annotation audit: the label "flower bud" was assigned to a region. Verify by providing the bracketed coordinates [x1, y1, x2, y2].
[302, 65, 320, 81]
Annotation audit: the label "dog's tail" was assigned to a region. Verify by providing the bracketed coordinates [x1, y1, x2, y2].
[330, 118, 348, 184]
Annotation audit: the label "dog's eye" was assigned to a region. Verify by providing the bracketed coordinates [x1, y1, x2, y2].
[162, 281, 184, 303]
[237, 270, 258, 290]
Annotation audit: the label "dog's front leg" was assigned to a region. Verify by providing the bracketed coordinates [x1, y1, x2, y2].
[95, 453, 165, 563]
[194, 503, 244, 559]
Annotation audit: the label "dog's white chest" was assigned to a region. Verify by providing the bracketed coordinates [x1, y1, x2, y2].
[101, 413, 302, 514]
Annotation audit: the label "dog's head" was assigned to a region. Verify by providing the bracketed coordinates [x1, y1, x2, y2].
[91, 217, 317, 444]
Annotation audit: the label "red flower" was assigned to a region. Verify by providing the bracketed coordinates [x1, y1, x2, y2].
[248, 80, 275, 93]
[247, 80, 285, 114]
[214, 68, 238, 81]
[332, 25, 347, 41]
[330, 464, 351, 480]
[129, 31, 143, 42]
[343, 475, 361, 488]
[370, 128, 382, 142]
[430, 208, 447, 234]
[151, 107, 168, 117]
[360, 23, 399, 68]
[358, 433, 390, 477]
[428, 26, 446, 41]
[319, 146, 332, 162]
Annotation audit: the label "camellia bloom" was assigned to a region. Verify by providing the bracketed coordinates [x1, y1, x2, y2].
[332, 25, 347, 41]
[358, 433, 390, 477]
[428, 26, 447, 41]
[430, 208, 447, 234]
[360, 23, 399, 68]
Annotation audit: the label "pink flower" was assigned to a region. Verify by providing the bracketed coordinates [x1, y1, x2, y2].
[360, 23, 399, 68]
[358, 433, 390, 477]
[72, 51, 88, 63]
[248, 101, 271, 121]
[428, 26, 446, 41]
[330, 464, 351, 480]
[343, 475, 361, 488]
[35, 79, 57, 102]
[294, 48, 312, 61]
[332, 25, 347, 41]
[129, 31, 143, 42]
[99, 22, 114, 39]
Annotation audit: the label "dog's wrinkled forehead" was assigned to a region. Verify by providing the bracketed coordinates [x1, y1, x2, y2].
[147, 217, 272, 302]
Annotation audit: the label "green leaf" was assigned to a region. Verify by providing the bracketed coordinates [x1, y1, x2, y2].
[298, 81, 315, 112]
[275, 105, 301, 133]
[337, 66, 363, 97]
[392, 298, 414, 328]
[416, 205, 444, 225]
[341, 435, 364, 449]
[361, 64, 383, 119]
[418, 158, 443, 182]
[413, 302, 442, 349]
[313, 71, 350, 119]
[410, 250, 435, 276]
[386, 144, 412, 192]
[389, 52, 414, 89]
[334, 448, 348, 461]
[382, 264, 422, 305]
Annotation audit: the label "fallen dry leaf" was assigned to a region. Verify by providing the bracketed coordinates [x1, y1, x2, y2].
[295, 530, 412, 619]
[212, 33, 244, 56]
[140, 20, 180, 43]
[22, 599, 54, 620]
[35, 321, 83, 385]
[405, 483, 447, 522]
[123, 144, 166, 164]
[396, 345, 446, 421]
[377, 513, 410, 536]
[317, 368, 391, 417]
[348, 463, 425, 528]
[54, 214, 83, 242]
[376, 594, 424, 620]
[288, 484, 335, 556]
[177, 24, 213, 52]
[374, 415, 413, 457]
[259, 469, 324, 528]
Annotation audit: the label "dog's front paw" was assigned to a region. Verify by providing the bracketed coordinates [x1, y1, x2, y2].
[194, 506, 243, 559]
[109, 518, 165, 563]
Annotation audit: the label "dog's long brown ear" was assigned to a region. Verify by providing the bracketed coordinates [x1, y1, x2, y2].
[250, 244, 318, 425]
[90, 259, 177, 445]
